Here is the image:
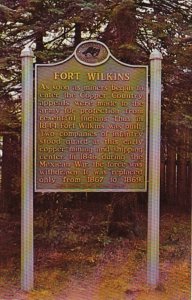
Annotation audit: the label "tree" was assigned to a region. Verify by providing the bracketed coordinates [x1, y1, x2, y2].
[0, 0, 191, 214]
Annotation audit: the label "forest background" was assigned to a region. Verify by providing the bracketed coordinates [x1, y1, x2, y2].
[0, 1, 191, 299]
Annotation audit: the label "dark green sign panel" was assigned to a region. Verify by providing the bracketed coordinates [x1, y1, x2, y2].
[35, 40, 148, 192]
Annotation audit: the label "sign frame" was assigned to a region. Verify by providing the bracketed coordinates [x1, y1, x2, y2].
[34, 40, 149, 193]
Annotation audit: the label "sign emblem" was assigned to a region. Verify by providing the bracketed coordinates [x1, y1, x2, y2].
[75, 40, 109, 65]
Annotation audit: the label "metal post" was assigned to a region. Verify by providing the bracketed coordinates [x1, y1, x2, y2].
[147, 49, 163, 286]
[21, 46, 34, 291]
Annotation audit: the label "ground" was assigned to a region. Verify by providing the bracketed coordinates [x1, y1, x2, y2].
[0, 209, 190, 300]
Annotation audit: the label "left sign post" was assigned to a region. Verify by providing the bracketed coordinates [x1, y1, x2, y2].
[21, 46, 34, 291]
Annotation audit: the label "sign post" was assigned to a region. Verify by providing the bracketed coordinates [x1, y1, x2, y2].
[21, 46, 34, 291]
[147, 49, 163, 286]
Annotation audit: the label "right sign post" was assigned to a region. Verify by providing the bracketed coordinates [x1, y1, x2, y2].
[147, 49, 163, 286]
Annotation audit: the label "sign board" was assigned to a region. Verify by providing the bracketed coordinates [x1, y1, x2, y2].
[35, 41, 148, 192]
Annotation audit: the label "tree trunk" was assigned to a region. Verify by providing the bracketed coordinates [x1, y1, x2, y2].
[74, 23, 82, 47]
[1, 135, 12, 212]
[108, 193, 143, 238]
[1, 134, 20, 213]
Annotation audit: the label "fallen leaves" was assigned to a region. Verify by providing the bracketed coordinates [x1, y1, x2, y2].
[0, 211, 190, 299]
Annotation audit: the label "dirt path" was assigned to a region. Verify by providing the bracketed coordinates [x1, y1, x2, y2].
[0, 213, 190, 300]
[0, 254, 190, 300]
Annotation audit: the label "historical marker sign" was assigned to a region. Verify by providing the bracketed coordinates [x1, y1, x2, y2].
[21, 42, 161, 291]
[35, 41, 148, 192]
